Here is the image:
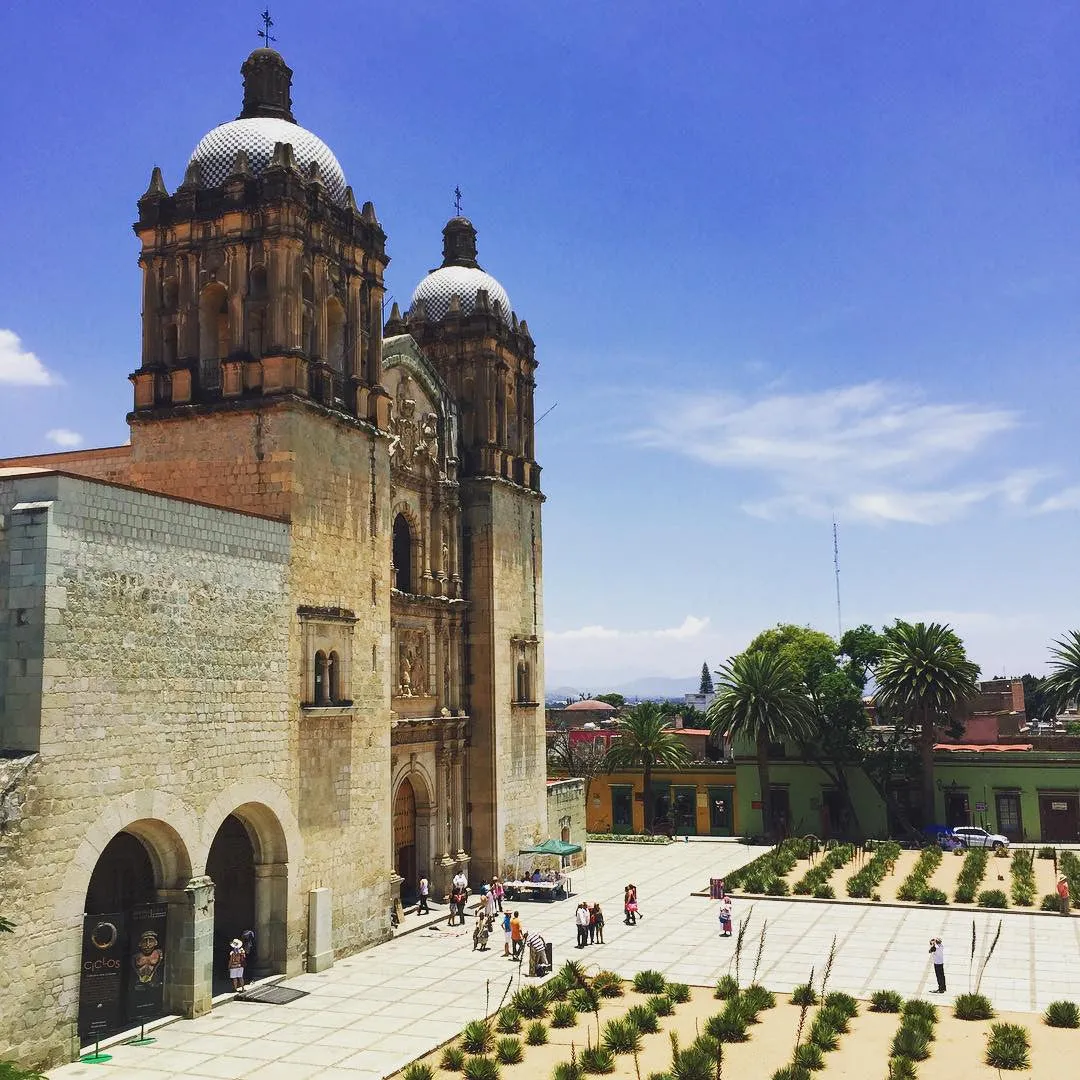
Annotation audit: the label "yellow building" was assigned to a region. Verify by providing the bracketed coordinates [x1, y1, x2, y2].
[587, 766, 737, 836]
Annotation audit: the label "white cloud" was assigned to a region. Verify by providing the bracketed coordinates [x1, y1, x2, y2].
[0, 329, 57, 386]
[633, 381, 1038, 524]
[46, 428, 84, 449]
[1034, 486, 1080, 514]
[547, 615, 710, 644]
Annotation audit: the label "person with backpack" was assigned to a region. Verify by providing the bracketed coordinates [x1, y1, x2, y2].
[227, 938, 246, 992]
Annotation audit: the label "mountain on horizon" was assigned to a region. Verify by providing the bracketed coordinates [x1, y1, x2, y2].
[546, 673, 699, 702]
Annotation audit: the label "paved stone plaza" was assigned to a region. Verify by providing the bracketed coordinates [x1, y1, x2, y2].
[49, 840, 1080, 1079]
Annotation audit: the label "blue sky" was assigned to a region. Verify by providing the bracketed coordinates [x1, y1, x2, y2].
[2, 2, 1079, 689]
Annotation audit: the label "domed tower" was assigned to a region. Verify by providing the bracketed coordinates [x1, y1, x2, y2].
[131, 47, 389, 427]
[391, 216, 539, 489]
[390, 215, 545, 881]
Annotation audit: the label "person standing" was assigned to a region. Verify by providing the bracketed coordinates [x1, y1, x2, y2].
[228, 938, 246, 992]
[502, 910, 513, 957]
[417, 875, 430, 915]
[1058, 876, 1071, 915]
[240, 928, 257, 983]
[510, 911, 524, 959]
[593, 903, 605, 944]
[575, 901, 590, 948]
[929, 937, 946, 993]
[718, 899, 732, 937]
[587, 903, 597, 945]
[493, 878, 505, 913]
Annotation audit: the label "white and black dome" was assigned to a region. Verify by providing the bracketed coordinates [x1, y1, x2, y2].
[183, 48, 348, 206]
[188, 117, 347, 204]
[409, 217, 514, 324]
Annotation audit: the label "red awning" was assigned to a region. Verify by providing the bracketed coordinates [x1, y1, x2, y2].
[934, 743, 1033, 752]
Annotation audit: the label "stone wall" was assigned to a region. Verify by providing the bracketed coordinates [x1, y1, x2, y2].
[0, 445, 133, 485]
[546, 778, 587, 870]
[0, 471, 292, 1068]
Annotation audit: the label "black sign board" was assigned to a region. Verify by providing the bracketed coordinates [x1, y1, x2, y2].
[78, 913, 125, 1039]
[127, 904, 168, 1022]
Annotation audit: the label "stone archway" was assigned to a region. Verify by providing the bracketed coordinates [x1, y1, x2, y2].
[394, 779, 418, 898]
[204, 800, 290, 986]
[79, 819, 193, 1041]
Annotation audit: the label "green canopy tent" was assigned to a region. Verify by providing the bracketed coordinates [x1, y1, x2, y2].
[519, 839, 582, 857]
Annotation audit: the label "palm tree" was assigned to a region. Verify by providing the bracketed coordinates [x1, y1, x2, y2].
[1043, 631, 1080, 716]
[707, 650, 815, 839]
[605, 702, 693, 831]
[873, 621, 979, 828]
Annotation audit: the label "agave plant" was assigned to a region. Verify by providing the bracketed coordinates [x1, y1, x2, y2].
[985, 1022, 1030, 1070]
[497, 1008, 522, 1034]
[648, 994, 675, 1017]
[869, 989, 904, 1013]
[714, 974, 739, 999]
[526, 1021, 549, 1045]
[821, 991, 857, 1019]
[578, 1044, 616, 1075]
[953, 992, 994, 1021]
[890, 1025, 930, 1062]
[511, 985, 548, 1019]
[495, 1037, 524, 1065]
[551, 1001, 578, 1028]
[552, 1062, 584, 1080]
[625, 1003, 660, 1035]
[790, 983, 818, 1007]
[666, 981, 692, 1004]
[602, 1017, 643, 1055]
[742, 984, 776, 1011]
[704, 1007, 749, 1043]
[1045, 1000, 1080, 1028]
[462, 1055, 501, 1080]
[402, 1063, 435, 1080]
[442, 1045, 467, 1071]
[633, 970, 667, 994]
[461, 1020, 495, 1054]
[792, 1042, 825, 1071]
[592, 971, 625, 998]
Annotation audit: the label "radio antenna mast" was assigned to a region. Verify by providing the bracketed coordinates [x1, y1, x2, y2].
[832, 516, 842, 640]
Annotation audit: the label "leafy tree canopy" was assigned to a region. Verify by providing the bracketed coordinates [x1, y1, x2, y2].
[594, 692, 626, 708]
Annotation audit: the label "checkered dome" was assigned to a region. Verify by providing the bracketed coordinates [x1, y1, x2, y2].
[188, 117, 348, 205]
[410, 265, 513, 323]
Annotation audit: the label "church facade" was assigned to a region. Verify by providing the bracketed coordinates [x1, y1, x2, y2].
[0, 47, 547, 1068]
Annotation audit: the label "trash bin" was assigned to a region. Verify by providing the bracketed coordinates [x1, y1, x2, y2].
[709, 878, 725, 899]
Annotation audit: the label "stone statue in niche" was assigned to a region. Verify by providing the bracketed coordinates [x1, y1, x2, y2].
[441, 528, 450, 577]
[396, 628, 429, 698]
[419, 412, 439, 466]
[388, 376, 419, 468]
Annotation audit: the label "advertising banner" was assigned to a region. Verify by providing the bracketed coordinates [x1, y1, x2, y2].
[78, 912, 125, 1040]
[127, 903, 168, 1023]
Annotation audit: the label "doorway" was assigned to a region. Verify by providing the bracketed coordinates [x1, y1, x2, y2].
[206, 815, 255, 993]
[394, 779, 418, 897]
[708, 786, 733, 836]
[1039, 793, 1080, 843]
[994, 792, 1023, 842]
[611, 786, 633, 834]
[945, 790, 970, 828]
[769, 787, 791, 838]
[672, 786, 698, 836]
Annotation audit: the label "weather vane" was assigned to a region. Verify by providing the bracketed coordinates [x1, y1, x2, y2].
[453, 186, 463, 216]
[258, 8, 277, 46]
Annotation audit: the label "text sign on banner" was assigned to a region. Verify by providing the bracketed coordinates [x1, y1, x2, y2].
[78, 913, 126, 1039]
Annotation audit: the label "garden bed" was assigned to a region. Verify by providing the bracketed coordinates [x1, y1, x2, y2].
[388, 967, 1080, 1080]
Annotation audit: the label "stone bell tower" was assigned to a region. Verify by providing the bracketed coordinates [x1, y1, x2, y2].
[130, 47, 390, 433]
[390, 216, 546, 882]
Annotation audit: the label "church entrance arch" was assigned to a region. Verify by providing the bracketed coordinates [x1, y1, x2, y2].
[206, 815, 254, 992]
[394, 778, 418, 898]
[80, 822, 190, 1043]
[205, 802, 289, 991]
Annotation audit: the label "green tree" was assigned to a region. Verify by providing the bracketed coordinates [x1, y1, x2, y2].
[699, 662, 714, 695]
[1043, 631, 1080, 716]
[873, 621, 980, 827]
[1021, 673, 1054, 725]
[594, 692, 626, 709]
[605, 702, 693, 830]
[707, 649, 815, 839]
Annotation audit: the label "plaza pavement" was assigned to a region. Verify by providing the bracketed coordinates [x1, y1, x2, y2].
[49, 838, 1080, 1080]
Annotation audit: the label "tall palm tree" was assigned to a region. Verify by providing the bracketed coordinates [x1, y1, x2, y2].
[605, 702, 693, 831]
[1043, 630, 1080, 716]
[873, 621, 979, 828]
[707, 650, 815, 839]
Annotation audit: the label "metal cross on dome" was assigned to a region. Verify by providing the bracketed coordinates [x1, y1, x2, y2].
[453, 186, 463, 216]
[258, 8, 277, 46]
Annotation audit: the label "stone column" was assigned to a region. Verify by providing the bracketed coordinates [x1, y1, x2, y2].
[158, 876, 214, 1020]
[452, 750, 467, 860]
[435, 749, 451, 863]
[254, 862, 288, 977]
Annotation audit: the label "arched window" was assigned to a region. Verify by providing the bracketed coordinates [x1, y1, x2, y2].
[326, 297, 345, 372]
[199, 282, 229, 360]
[327, 651, 340, 703]
[314, 650, 327, 705]
[392, 514, 413, 593]
[561, 825, 571, 844]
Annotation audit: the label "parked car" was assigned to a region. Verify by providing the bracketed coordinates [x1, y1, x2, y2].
[951, 826, 1010, 851]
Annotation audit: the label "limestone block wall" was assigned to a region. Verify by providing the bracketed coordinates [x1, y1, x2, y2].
[0, 471, 293, 1068]
[546, 778, 587, 870]
[462, 478, 546, 882]
[0, 445, 134, 485]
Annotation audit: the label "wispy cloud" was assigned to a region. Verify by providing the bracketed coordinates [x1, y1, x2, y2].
[632, 380, 1053, 524]
[547, 615, 710, 643]
[46, 428, 84, 449]
[0, 329, 58, 386]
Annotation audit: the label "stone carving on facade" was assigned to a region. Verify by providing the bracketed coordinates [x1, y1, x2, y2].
[388, 375, 442, 474]
[396, 628, 429, 698]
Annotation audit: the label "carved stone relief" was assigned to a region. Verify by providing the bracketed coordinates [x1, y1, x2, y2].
[396, 627, 430, 698]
